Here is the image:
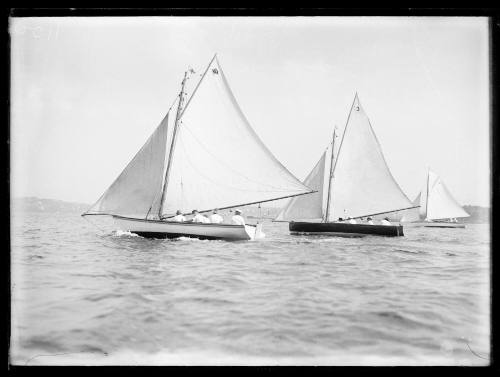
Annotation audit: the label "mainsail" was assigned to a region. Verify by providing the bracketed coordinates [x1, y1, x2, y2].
[84, 56, 313, 219]
[276, 94, 414, 222]
[160, 57, 312, 216]
[401, 170, 469, 221]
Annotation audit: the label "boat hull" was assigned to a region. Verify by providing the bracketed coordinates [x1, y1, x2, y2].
[402, 222, 466, 228]
[112, 215, 260, 240]
[289, 221, 404, 237]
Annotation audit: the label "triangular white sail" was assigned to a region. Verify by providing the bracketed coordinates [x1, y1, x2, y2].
[85, 111, 172, 218]
[326, 95, 413, 221]
[425, 170, 469, 220]
[161, 57, 312, 216]
[275, 150, 327, 222]
[400, 170, 469, 222]
[400, 193, 421, 222]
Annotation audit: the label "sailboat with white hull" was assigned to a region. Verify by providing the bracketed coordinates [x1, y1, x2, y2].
[400, 169, 469, 228]
[82, 55, 314, 240]
[275, 94, 418, 237]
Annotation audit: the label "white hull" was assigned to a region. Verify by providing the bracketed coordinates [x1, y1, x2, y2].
[402, 221, 465, 228]
[112, 215, 263, 240]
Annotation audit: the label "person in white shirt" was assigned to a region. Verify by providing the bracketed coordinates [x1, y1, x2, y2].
[191, 210, 210, 223]
[231, 209, 245, 226]
[366, 217, 374, 225]
[209, 209, 224, 224]
[171, 210, 186, 222]
[380, 217, 391, 226]
[348, 217, 357, 224]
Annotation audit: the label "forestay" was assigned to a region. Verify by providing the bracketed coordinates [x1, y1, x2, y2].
[161, 57, 312, 216]
[326, 95, 413, 221]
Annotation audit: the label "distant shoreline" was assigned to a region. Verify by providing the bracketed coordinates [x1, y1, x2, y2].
[10, 197, 490, 224]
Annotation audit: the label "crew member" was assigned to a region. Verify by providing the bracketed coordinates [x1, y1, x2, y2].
[231, 209, 245, 225]
[210, 209, 224, 224]
[191, 210, 210, 223]
[172, 210, 186, 222]
[381, 217, 391, 226]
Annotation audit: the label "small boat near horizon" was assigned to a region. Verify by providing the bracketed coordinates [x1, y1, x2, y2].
[399, 169, 470, 228]
[275, 94, 417, 237]
[82, 55, 315, 241]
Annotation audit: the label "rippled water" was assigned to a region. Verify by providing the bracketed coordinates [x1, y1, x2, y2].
[10, 210, 490, 365]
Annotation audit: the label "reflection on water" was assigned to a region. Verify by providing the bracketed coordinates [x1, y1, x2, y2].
[10, 210, 490, 365]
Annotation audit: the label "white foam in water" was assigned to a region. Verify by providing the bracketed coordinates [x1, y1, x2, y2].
[112, 230, 141, 238]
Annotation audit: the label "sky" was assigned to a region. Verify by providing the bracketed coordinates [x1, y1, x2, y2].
[10, 17, 490, 207]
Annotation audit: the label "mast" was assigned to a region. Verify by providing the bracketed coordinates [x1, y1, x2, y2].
[158, 71, 188, 218]
[323, 93, 358, 222]
[323, 128, 336, 222]
[424, 167, 430, 220]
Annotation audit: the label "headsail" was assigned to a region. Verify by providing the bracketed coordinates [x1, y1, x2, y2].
[326, 94, 413, 221]
[84, 110, 172, 218]
[400, 193, 421, 222]
[159, 57, 313, 216]
[275, 150, 327, 222]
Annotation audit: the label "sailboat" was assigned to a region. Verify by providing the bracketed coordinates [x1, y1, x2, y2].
[400, 169, 469, 228]
[82, 55, 315, 240]
[275, 94, 418, 237]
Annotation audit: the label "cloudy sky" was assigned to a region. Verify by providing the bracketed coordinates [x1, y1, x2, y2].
[10, 16, 490, 207]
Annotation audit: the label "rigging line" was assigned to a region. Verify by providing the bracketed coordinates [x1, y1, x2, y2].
[158, 71, 188, 217]
[348, 205, 421, 221]
[177, 135, 297, 194]
[180, 124, 303, 192]
[329, 94, 357, 179]
[82, 214, 108, 235]
[178, 54, 218, 120]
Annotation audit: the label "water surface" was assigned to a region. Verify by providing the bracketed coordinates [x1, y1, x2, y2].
[10, 210, 490, 365]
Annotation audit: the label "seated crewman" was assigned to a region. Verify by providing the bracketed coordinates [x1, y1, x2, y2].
[191, 210, 210, 223]
[231, 209, 245, 225]
[171, 210, 186, 222]
[210, 209, 224, 224]
[380, 217, 391, 226]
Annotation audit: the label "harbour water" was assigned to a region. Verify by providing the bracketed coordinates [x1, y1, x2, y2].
[10, 209, 490, 365]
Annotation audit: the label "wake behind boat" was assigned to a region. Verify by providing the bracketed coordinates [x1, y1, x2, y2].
[275, 94, 417, 237]
[400, 169, 469, 228]
[82, 55, 315, 240]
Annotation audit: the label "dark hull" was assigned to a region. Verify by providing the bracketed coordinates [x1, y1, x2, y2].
[289, 221, 404, 237]
[133, 232, 225, 240]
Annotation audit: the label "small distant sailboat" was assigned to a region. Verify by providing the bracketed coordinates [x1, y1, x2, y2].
[400, 169, 469, 228]
[82, 55, 315, 240]
[275, 94, 418, 237]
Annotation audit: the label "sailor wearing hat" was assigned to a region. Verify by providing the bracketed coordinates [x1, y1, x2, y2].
[231, 209, 245, 226]
[209, 209, 224, 224]
[172, 210, 186, 222]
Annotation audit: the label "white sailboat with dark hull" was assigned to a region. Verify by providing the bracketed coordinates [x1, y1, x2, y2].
[82, 55, 314, 240]
[275, 94, 418, 237]
[400, 169, 469, 228]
